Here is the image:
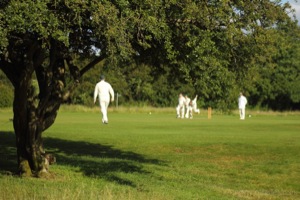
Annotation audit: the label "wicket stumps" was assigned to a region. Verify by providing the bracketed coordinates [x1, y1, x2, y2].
[208, 107, 212, 119]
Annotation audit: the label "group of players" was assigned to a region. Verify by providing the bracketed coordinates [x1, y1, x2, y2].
[176, 93, 200, 119]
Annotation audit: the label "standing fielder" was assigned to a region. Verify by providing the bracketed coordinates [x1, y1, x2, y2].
[176, 93, 186, 118]
[184, 95, 191, 118]
[238, 92, 247, 120]
[94, 75, 114, 124]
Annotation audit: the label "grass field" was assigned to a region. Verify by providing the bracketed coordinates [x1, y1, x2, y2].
[0, 106, 299, 200]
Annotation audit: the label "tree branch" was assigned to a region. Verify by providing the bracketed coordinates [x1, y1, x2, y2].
[79, 54, 106, 77]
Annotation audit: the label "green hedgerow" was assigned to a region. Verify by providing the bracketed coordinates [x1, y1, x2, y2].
[0, 84, 13, 108]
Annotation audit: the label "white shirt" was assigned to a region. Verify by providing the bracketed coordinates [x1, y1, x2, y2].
[94, 80, 114, 102]
[185, 97, 191, 107]
[192, 96, 197, 106]
[238, 95, 247, 109]
[178, 95, 185, 106]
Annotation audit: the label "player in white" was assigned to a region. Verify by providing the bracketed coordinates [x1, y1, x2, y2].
[184, 95, 191, 118]
[176, 93, 185, 118]
[187, 95, 200, 119]
[238, 92, 247, 120]
[191, 95, 200, 114]
[94, 75, 114, 124]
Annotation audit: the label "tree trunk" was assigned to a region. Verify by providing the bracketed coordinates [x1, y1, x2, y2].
[13, 79, 48, 177]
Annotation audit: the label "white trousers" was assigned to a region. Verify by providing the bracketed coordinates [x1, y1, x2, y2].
[239, 108, 246, 120]
[192, 105, 200, 114]
[100, 100, 110, 122]
[176, 105, 185, 118]
[185, 106, 191, 118]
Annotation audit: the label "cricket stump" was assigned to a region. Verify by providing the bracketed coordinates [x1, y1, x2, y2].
[208, 107, 212, 119]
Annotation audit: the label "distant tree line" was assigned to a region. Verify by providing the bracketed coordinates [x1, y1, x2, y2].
[1, 22, 300, 110]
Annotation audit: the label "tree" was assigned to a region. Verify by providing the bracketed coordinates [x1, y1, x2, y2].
[250, 24, 300, 110]
[0, 0, 191, 176]
[0, 0, 173, 176]
[0, 0, 296, 177]
[155, 0, 297, 110]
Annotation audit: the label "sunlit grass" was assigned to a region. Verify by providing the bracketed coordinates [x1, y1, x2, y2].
[0, 107, 299, 199]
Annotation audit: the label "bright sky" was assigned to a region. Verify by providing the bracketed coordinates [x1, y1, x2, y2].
[282, 0, 300, 24]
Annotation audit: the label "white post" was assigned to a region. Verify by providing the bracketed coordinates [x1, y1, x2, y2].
[116, 93, 121, 108]
[116, 93, 119, 108]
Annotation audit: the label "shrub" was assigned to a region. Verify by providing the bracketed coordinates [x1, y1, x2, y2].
[0, 84, 13, 107]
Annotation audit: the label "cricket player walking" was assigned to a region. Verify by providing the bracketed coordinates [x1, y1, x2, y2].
[94, 75, 114, 124]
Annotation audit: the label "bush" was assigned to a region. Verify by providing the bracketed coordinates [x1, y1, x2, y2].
[0, 84, 13, 107]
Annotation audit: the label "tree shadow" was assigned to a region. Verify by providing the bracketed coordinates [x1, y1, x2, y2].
[0, 132, 166, 187]
[0, 131, 18, 173]
[44, 137, 165, 187]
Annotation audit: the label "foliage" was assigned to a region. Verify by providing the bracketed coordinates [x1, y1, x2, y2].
[0, 0, 144, 175]
[0, 84, 13, 107]
[0, 71, 13, 108]
[250, 25, 300, 110]
[1, 0, 299, 111]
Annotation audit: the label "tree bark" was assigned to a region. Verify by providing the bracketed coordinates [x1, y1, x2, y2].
[13, 69, 47, 176]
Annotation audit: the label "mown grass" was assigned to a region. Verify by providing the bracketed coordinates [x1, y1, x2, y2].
[0, 106, 299, 200]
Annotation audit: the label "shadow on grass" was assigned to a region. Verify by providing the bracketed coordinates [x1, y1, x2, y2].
[0, 131, 17, 173]
[0, 131, 165, 187]
[44, 137, 165, 187]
